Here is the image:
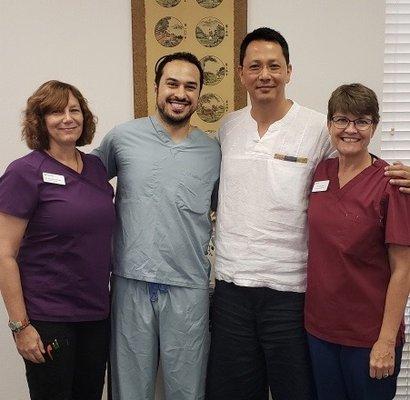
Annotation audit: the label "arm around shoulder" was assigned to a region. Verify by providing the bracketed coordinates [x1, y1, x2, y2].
[92, 128, 118, 179]
[384, 162, 410, 194]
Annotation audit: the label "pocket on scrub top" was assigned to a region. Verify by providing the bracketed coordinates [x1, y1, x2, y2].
[268, 158, 314, 211]
[341, 212, 383, 257]
[176, 172, 211, 215]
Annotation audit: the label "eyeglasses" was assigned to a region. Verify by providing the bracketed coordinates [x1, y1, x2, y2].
[331, 116, 373, 131]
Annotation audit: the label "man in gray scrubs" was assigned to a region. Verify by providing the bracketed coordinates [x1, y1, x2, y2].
[94, 52, 220, 400]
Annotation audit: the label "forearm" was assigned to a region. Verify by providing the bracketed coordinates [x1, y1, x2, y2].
[378, 270, 410, 343]
[370, 246, 410, 378]
[0, 256, 28, 321]
[0, 256, 46, 363]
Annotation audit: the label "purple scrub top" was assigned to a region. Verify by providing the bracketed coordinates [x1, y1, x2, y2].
[0, 150, 115, 321]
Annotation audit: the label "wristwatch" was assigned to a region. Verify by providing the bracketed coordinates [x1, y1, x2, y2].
[8, 318, 30, 334]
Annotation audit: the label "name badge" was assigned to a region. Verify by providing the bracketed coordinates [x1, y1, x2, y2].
[42, 172, 66, 186]
[312, 180, 329, 192]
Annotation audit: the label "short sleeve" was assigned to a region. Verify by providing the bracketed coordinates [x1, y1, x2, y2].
[215, 128, 222, 145]
[319, 123, 336, 161]
[216, 114, 230, 146]
[92, 128, 118, 179]
[0, 161, 39, 219]
[309, 159, 329, 196]
[385, 183, 410, 246]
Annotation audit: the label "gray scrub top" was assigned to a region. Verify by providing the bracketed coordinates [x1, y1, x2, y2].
[93, 116, 221, 289]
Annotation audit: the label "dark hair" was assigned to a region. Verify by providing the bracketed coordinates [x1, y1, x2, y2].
[22, 80, 96, 150]
[240, 27, 290, 66]
[154, 52, 204, 90]
[328, 83, 380, 125]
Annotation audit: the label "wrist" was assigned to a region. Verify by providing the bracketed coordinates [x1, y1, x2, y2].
[377, 336, 396, 346]
[8, 317, 30, 334]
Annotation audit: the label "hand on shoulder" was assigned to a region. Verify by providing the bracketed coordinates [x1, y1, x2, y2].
[385, 162, 410, 194]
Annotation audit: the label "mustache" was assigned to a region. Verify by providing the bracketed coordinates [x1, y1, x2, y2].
[167, 96, 191, 105]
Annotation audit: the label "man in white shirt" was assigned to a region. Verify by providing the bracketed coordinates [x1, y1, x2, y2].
[206, 27, 410, 400]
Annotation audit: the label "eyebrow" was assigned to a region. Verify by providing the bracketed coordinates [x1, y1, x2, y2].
[247, 58, 280, 64]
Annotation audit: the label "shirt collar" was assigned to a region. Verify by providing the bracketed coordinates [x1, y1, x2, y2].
[246, 100, 300, 130]
[148, 115, 200, 146]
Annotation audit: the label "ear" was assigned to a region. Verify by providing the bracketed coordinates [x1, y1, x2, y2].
[371, 124, 377, 138]
[286, 63, 292, 84]
[237, 65, 245, 85]
[327, 122, 332, 134]
[154, 83, 158, 96]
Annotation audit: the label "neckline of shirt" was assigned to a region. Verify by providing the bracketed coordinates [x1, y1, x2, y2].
[247, 100, 300, 132]
[331, 156, 384, 194]
[39, 149, 86, 177]
[148, 115, 199, 146]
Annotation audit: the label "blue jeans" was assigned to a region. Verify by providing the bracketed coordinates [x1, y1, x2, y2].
[206, 280, 315, 400]
[308, 333, 402, 400]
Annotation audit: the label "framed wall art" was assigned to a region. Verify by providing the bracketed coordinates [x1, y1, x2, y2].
[131, 0, 248, 137]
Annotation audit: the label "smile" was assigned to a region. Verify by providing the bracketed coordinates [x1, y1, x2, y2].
[168, 101, 189, 112]
[341, 137, 360, 142]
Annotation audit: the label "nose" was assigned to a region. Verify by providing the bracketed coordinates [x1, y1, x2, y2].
[62, 110, 74, 122]
[174, 85, 187, 99]
[258, 65, 271, 80]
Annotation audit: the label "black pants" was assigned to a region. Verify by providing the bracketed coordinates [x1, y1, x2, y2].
[206, 280, 316, 400]
[24, 319, 109, 400]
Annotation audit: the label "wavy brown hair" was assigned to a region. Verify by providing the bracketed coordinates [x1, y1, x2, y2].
[22, 80, 97, 150]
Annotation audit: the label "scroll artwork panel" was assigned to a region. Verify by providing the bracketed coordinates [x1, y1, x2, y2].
[131, 0, 247, 137]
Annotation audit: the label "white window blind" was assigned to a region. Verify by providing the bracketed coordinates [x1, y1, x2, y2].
[384, 1, 410, 398]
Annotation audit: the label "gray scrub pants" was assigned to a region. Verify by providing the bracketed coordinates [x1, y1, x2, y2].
[110, 275, 209, 400]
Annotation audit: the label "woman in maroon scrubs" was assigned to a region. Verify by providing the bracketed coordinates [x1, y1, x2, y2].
[305, 83, 410, 400]
[0, 80, 115, 400]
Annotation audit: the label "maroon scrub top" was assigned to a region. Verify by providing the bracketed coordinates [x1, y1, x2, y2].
[0, 150, 115, 322]
[305, 157, 410, 348]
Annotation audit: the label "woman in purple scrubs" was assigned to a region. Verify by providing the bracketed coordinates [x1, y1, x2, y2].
[0, 80, 115, 400]
[305, 83, 410, 400]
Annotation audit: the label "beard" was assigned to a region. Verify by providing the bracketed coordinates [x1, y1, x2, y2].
[156, 97, 195, 127]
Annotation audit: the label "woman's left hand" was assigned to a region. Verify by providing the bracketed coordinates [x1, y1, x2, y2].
[369, 339, 395, 379]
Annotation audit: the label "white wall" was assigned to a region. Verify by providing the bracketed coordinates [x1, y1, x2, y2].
[0, 1, 385, 399]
